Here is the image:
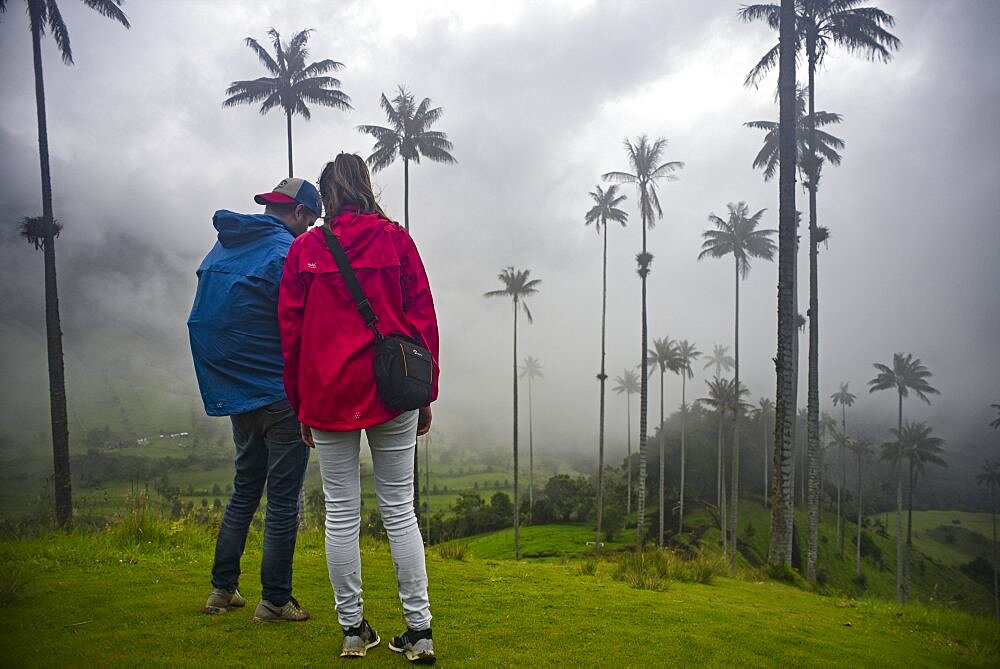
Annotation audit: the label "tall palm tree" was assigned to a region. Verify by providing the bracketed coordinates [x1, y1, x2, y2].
[700, 377, 751, 555]
[742, 0, 899, 572]
[846, 436, 873, 578]
[761, 0, 798, 567]
[831, 381, 857, 554]
[519, 356, 543, 522]
[649, 336, 682, 547]
[585, 184, 628, 550]
[3, 0, 130, 528]
[703, 344, 736, 378]
[604, 136, 683, 548]
[224, 28, 351, 177]
[699, 202, 776, 566]
[975, 459, 1000, 621]
[869, 353, 939, 602]
[744, 87, 844, 182]
[358, 86, 456, 232]
[484, 268, 541, 560]
[881, 421, 946, 599]
[756, 398, 775, 506]
[674, 340, 701, 533]
[613, 369, 640, 517]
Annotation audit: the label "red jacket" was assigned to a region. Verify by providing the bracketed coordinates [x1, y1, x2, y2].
[279, 208, 439, 431]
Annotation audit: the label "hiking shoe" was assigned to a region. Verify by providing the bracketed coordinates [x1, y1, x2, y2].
[252, 596, 310, 622]
[203, 587, 246, 614]
[340, 618, 380, 658]
[389, 627, 435, 664]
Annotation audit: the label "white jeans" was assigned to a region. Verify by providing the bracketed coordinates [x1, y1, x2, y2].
[312, 410, 431, 631]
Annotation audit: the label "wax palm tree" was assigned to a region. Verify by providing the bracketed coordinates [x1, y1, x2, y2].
[519, 356, 543, 522]
[484, 268, 541, 560]
[846, 436, 873, 578]
[831, 381, 857, 553]
[3, 0, 130, 528]
[649, 336, 682, 547]
[990, 403, 1000, 430]
[703, 344, 736, 378]
[699, 201, 776, 566]
[674, 339, 701, 533]
[976, 459, 1000, 621]
[585, 184, 628, 550]
[224, 28, 351, 177]
[742, 0, 899, 570]
[881, 421, 946, 599]
[613, 369, 640, 517]
[700, 377, 751, 554]
[869, 353, 939, 602]
[603, 136, 683, 548]
[756, 397, 775, 506]
[358, 86, 456, 232]
[744, 87, 844, 182]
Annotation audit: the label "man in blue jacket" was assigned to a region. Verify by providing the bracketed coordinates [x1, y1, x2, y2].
[188, 177, 320, 622]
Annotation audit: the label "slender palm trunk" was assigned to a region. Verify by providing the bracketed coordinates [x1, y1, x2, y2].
[403, 157, 410, 232]
[718, 415, 726, 553]
[512, 301, 520, 560]
[626, 392, 632, 517]
[763, 409, 769, 507]
[991, 482, 998, 621]
[285, 110, 293, 177]
[768, 0, 797, 567]
[595, 222, 608, 552]
[678, 374, 687, 534]
[721, 446, 728, 555]
[425, 433, 431, 543]
[905, 460, 915, 600]
[528, 375, 534, 522]
[856, 449, 863, 579]
[805, 35, 822, 586]
[838, 405, 846, 556]
[895, 391, 904, 602]
[731, 262, 741, 567]
[658, 367, 665, 548]
[637, 223, 649, 549]
[31, 17, 72, 528]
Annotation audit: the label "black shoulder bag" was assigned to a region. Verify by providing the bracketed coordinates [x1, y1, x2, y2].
[320, 226, 434, 412]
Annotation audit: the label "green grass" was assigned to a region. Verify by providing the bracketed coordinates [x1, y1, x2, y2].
[0, 519, 996, 667]
[441, 523, 637, 561]
[874, 510, 996, 567]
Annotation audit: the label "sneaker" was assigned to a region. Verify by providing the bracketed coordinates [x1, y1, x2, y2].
[252, 596, 310, 622]
[389, 627, 435, 664]
[340, 618, 380, 658]
[203, 587, 246, 614]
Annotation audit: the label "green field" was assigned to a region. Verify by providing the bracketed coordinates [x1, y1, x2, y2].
[873, 510, 996, 568]
[0, 518, 996, 667]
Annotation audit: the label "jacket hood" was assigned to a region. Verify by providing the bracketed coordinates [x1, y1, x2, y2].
[213, 210, 292, 248]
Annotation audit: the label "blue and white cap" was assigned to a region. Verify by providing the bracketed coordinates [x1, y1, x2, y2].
[254, 177, 323, 216]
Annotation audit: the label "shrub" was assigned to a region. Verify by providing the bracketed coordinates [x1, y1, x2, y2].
[576, 558, 599, 576]
[437, 542, 468, 561]
[613, 552, 670, 592]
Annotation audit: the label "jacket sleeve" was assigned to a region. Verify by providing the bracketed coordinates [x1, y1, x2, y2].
[398, 231, 440, 402]
[279, 238, 307, 415]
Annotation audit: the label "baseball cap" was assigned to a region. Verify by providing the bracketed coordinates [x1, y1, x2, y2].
[254, 177, 323, 217]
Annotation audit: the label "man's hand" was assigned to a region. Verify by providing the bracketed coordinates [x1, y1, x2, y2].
[301, 423, 315, 448]
[416, 406, 432, 436]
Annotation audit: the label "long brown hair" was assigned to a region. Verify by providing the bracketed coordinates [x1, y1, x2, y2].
[317, 153, 392, 223]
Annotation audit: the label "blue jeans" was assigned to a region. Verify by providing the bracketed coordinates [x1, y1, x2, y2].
[211, 399, 309, 606]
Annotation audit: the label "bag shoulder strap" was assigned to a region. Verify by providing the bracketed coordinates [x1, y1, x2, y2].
[320, 225, 381, 337]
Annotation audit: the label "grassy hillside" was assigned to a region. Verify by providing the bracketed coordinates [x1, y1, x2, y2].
[0, 518, 996, 667]
[875, 510, 996, 567]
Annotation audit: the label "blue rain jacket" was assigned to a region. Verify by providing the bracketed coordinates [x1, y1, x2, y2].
[188, 210, 295, 416]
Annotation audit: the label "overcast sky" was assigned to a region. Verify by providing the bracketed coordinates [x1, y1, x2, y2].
[1, 0, 998, 464]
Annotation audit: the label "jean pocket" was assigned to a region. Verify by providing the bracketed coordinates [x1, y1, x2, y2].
[263, 399, 293, 415]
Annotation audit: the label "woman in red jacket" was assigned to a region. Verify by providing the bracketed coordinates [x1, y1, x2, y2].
[279, 153, 438, 663]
